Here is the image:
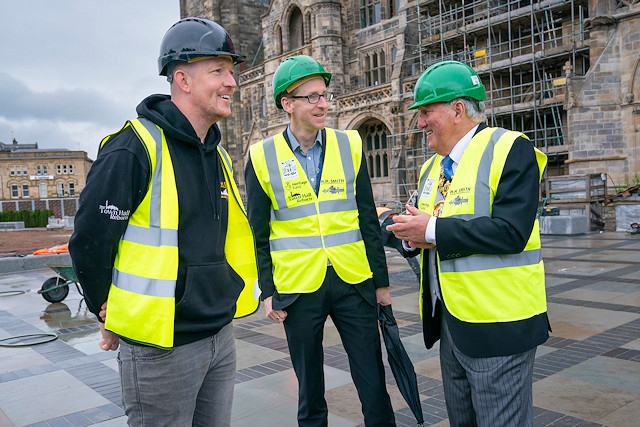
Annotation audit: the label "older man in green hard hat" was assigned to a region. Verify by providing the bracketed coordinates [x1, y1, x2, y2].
[388, 60, 550, 426]
[244, 54, 395, 426]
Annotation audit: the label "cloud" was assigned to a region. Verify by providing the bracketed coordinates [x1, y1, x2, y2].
[0, 72, 125, 123]
[0, 0, 179, 160]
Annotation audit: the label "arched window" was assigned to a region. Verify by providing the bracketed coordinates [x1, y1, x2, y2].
[359, 120, 390, 179]
[275, 24, 282, 55]
[289, 7, 303, 50]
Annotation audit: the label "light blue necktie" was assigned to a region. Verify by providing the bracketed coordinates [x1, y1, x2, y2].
[442, 155, 454, 180]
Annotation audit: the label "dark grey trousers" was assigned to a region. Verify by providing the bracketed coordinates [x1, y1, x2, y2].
[440, 318, 536, 427]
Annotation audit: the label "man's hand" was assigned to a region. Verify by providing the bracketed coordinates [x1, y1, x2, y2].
[99, 301, 107, 322]
[264, 296, 287, 323]
[376, 287, 392, 306]
[386, 204, 434, 248]
[98, 322, 120, 351]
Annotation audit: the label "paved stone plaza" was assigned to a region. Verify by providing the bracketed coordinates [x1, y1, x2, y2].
[0, 231, 639, 426]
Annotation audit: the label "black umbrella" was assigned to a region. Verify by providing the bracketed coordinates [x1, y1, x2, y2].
[378, 303, 424, 426]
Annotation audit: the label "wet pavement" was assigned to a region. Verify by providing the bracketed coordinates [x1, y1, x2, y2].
[0, 231, 639, 426]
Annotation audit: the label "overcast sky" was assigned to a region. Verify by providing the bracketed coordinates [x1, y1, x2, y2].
[0, 1, 180, 160]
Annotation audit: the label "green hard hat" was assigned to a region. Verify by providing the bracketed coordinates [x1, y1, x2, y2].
[409, 60, 486, 110]
[273, 55, 331, 109]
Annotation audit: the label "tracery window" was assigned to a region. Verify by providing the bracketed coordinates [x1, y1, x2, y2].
[359, 120, 389, 179]
[364, 50, 386, 86]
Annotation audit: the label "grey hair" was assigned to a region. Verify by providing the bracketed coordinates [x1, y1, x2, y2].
[447, 97, 487, 123]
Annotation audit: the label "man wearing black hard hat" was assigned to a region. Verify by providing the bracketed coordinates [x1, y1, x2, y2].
[70, 18, 258, 426]
[388, 60, 550, 426]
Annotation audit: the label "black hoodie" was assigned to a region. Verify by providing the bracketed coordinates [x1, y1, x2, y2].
[70, 94, 241, 347]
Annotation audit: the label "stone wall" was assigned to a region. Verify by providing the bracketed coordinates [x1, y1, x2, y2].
[566, 5, 640, 187]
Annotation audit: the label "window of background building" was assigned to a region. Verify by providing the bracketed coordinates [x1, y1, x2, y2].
[360, 0, 398, 28]
[9, 166, 15, 176]
[364, 50, 386, 86]
[69, 165, 74, 174]
[360, 0, 381, 27]
[11, 184, 18, 198]
[68, 182, 75, 196]
[21, 183, 29, 197]
[289, 7, 303, 50]
[43, 165, 48, 174]
[22, 166, 27, 175]
[39, 183, 47, 198]
[359, 120, 389, 179]
[57, 183, 64, 197]
[56, 165, 61, 174]
[36, 165, 41, 175]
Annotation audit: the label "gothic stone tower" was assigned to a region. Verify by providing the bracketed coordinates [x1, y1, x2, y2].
[179, 0, 269, 194]
[567, 0, 640, 186]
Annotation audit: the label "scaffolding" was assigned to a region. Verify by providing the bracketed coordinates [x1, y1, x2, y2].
[391, 0, 590, 203]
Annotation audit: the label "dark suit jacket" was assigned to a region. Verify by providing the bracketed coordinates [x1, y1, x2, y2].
[244, 129, 389, 308]
[419, 123, 550, 357]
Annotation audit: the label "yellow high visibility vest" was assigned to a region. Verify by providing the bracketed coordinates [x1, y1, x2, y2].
[416, 127, 547, 323]
[104, 118, 258, 348]
[249, 128, 372, 294]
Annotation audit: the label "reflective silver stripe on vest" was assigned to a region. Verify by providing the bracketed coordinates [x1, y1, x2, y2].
[122, 223, 178, 246]
[333, 130, 357, 202]
[439, 249, 542, 273]
[270, 229, 363, 251]
[218, 145, 232, 172]
[263, 136, 287, 208]
[112, 270, 175, 297]
[135, 118, 163, 228]
[471, 127, 508, 218]
[113, 118, 178, 296]
[440, 127, 539, 272]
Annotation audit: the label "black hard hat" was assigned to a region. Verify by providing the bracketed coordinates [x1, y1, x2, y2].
[158, 17, 245, 76]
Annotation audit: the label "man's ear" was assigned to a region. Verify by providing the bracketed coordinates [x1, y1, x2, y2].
[453, 100, 465, 119]
[281, 96, 294, 114]
[173, 67, 191, 93]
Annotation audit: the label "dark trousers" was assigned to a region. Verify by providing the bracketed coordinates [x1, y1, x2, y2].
[440, 318, 536, 427]
[282, 267, 395, 427]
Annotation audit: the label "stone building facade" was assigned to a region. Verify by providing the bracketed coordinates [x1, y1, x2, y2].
[180, 0, 640, 206]
[0, 139, 92, 204]
[567, 0, 640, 184]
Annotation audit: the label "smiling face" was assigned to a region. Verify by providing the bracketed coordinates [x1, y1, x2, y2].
[182, 56, 237, 123]
[417, 102, 459, 156]
[281, 77, 328, 135]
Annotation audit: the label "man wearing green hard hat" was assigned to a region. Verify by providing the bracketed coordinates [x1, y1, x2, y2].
[245, 55, 395, 426]
[388, 60, 550, 426]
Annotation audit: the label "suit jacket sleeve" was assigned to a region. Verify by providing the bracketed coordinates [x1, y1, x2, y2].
[244, 155, 276, 300]
[356, 150, 390, 289]
[435, 136, 540, 258]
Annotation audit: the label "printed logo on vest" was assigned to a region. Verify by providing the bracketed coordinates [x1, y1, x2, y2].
[322, 185, 345, 195]
[448, 195, 469, 206]
[281, 159, 298, 180]
[220, 181, 228, 199]
[420, 178, 435, 200]
[99, 200, 130, 221]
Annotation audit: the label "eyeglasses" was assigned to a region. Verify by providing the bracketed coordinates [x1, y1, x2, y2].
[289, 92, 335, 104]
